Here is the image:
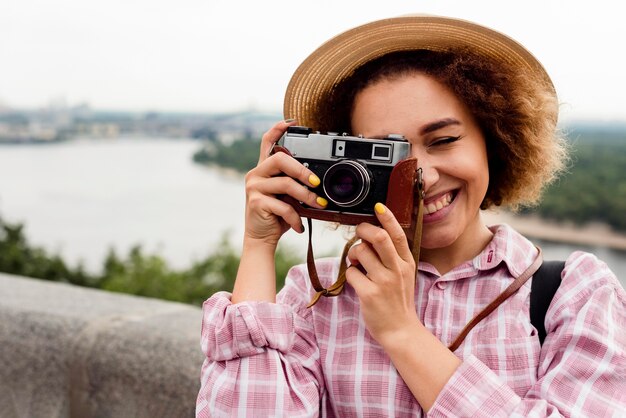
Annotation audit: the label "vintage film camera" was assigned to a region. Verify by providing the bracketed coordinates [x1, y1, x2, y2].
[274, 126, 421, 228]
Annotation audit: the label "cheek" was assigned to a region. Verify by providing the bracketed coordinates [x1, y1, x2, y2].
[456, 145, 490, 198]
[473, 151, 490, 199]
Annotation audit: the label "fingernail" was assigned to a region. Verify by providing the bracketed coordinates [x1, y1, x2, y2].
[299, 223, 305, 233]
[374, 202, 386, 214]
[284, 118, 296, 123]
[316, 197, 328, 207]
[309, 174, 321, 187]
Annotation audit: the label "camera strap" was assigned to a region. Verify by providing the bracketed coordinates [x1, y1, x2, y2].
[269, 144, 425, 307]
[305, 219, 359, 308]
[409, 168, 425, 263]
[447, 247, 543, 351]
[306, 169, 425, 308]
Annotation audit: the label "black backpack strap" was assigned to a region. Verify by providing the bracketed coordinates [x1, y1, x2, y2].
[530, 260, 565, 345]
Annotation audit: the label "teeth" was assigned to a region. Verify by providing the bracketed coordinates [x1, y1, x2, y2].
[424, 192, 453, 215]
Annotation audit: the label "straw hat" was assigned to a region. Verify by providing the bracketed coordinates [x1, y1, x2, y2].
[283, 15, 555, 129]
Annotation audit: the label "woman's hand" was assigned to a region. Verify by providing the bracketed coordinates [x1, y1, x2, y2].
[345, 203, 421, 345]
[346, 203, 462, 410]
[244, 120, 327, 250]
[232, 120, 326, 303]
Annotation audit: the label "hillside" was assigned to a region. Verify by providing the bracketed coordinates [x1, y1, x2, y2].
[194, 123, 626, 232]
[523, 125, 626, 231]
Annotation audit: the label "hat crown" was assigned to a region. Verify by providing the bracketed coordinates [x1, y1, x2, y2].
[284, 15, 555, 129]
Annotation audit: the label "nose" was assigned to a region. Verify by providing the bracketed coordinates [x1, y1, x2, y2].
[411, 148, 439, 195]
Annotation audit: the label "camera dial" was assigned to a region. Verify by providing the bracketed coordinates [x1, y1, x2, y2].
[286, 126, 313, 136]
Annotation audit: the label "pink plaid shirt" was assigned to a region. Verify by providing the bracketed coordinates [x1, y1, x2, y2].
[197, 224, 626, 417]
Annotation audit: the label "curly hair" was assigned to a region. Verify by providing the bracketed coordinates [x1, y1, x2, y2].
[317, 50, 568, 210]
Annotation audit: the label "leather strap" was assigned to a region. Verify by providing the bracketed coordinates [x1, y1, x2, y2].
[447, 247, 544, 352]
[408, 169, 425, 266]
[306, 218, 359, 307]
[269, 142, 426, 307]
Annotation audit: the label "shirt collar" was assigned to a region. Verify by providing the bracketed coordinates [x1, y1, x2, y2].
[473, 224, 540, 278]
[418, 224, 539, 279]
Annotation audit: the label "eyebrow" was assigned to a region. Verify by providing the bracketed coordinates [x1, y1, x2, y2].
[363, 117, 462, 140]
[419, 118, 461, 135]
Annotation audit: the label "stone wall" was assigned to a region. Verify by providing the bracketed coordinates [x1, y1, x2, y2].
[0, 273, 204, 418]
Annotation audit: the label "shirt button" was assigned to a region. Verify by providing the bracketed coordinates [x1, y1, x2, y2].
[436, 282, 446, 290]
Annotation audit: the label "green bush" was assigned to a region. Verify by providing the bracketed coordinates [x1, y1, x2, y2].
[523, 127, 626, 231]
[0, 216, 302, 305]
[0, 220, 92, 286]
[193, 137, 261, 173]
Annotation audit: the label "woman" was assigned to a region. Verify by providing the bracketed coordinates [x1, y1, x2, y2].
[197, 16, 626, 417]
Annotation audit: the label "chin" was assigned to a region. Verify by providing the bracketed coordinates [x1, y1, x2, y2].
[418, 230, 459, 250]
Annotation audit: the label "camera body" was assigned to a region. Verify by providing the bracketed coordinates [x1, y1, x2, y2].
[277, 126, 413, 221]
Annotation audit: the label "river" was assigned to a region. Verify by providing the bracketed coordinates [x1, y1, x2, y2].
[0, 137, 624, 286]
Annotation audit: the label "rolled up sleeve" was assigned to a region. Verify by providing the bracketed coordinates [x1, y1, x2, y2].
[197, 267, 324, 417]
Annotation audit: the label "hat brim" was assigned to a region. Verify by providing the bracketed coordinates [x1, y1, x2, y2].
[284, 15, 554, 129]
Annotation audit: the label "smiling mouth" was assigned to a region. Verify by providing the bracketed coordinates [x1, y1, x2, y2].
[424, 191, 456, 215]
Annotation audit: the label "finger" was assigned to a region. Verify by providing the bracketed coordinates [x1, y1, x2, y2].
[248, 192, 304, 233]
[345, 264, 375, 297]
[353, 222, 401, 271]
[254, 151, 321, 189]
[354, 205, 411, 268]
[253, 176, 327, 209]
[347, 242, 384, 279]
[373, 203, 413, 262]
[258, 119, 298, 164]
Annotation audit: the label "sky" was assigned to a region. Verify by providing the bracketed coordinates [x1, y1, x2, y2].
[1, 0, 625, 123]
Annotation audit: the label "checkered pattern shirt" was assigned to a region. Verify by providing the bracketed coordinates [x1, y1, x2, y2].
[197, 224, 626, 417]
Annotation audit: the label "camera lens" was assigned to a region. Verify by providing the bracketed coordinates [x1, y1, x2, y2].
[323, 160, 371, 207]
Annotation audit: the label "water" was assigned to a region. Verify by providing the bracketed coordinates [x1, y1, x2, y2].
[0, 138, 624, 287]
[0, 138, 348, 271]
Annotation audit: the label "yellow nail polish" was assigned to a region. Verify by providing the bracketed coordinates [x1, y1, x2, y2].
[374, 202, 386, 214]
[316, 197, 328, 207]
[309, 174, 321, 187]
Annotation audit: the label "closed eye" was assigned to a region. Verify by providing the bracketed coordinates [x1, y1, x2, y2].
[431, 135, 462, 146]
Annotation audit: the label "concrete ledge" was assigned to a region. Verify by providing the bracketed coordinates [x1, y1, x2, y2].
[0, 273, 204, 418]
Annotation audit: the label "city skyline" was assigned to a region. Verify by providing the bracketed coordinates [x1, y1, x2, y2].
[1, 0, 625, 122]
